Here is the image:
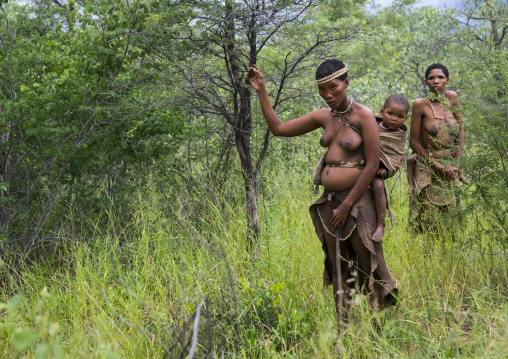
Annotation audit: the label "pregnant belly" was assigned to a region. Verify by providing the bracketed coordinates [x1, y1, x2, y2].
[321, 166, 363, 192]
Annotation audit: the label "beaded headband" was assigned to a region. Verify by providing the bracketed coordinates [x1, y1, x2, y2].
[315, 67, 347, 85]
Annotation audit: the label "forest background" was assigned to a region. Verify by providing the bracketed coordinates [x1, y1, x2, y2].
[0, 0, 507, 357]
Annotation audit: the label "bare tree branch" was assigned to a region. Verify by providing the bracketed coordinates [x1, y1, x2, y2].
[188, 298, 207, 359]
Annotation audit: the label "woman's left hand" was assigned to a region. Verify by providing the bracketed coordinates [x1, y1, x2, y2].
[331, 202, 352, 230]
[247, 65, 266, 91]
[444, 165, 459, 180]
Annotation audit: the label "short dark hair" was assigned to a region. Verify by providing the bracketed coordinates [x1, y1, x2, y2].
[425, 63, 449, 79]
[315, 59, 347, 81]
[383, 94, 410, 114]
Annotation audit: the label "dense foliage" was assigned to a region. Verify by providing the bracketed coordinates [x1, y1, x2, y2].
[0, 0, 190, 247]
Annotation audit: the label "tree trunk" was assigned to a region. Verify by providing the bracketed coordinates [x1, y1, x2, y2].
[235, 86, 261, 247]
[225, 0, 261, 247]
[244, 168, 260, 249]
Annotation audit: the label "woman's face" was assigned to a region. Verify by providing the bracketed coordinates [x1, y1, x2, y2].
[426, 69, 450, 94]
[317, 78, 349, 109]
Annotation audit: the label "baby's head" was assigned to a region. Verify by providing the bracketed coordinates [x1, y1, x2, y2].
[380, 94, 410, 130]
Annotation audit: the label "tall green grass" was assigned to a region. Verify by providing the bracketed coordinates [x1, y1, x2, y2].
[0, 169, 507, 358]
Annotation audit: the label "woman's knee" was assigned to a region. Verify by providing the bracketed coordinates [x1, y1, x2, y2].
[349, 231, 371, 269]
[371, 177, 385, 192]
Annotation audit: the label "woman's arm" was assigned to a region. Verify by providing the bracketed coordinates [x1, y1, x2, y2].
[407, 154, 417, 192]
[409, 99, 432, 161]
[447, 91, 463, 158]
[248, 65, 321, 137]
[331, 108, 380, 229]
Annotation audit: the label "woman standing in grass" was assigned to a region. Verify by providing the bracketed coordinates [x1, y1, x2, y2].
[247, 60, 397, 313]
[409, 63, 464, 235]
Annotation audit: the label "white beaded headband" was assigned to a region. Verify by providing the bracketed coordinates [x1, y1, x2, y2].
[315, 67, 347, 85]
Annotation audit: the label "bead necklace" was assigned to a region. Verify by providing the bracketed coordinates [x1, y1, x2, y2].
[330, 98, 358, 135]
[379, 122, 390, 130]
[426, 94, 450, 121]
[331, 97, 354, 116]
[428, 101, 447, 120]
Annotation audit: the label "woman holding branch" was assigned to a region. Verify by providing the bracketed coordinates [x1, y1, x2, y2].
[247, 60, 398, 316]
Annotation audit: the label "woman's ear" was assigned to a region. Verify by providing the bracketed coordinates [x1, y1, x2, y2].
[344, 78, 350, 88]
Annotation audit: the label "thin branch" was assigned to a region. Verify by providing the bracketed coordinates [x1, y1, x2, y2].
[188, 298, 206, 359]
[255, 128, 271, 172]
[496, 25, 507, 46]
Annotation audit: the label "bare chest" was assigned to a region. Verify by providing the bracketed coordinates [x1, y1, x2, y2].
[421, 105, 459, 138]
[320, 118, 362, 152]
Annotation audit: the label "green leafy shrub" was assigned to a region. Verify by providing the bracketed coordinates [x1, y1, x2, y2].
[237, 278, 310, 352]
[0, 288, 62, 357]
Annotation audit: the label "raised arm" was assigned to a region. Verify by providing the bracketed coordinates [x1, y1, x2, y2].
[331, 108, 380, 229]
[247, 65, 321, 137]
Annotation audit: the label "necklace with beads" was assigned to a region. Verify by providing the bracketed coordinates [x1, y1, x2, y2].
[426, 94, 450, 120]
[379, 122, 390, 130]
[331, 97, 354, 117]
[331, 98, 358, 133]
[428, 101, 447, 120]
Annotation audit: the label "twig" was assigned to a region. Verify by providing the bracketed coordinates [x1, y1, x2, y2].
[335, 228, 343, 336]
[188, 298, 206, 359]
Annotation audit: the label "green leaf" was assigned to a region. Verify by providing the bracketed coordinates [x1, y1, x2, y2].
[12, 328, 38, 351]
[7, 295, 21, 314]
[35, 343, 48, 359]
[105, 352, 121, 359]
[52, 343, 64, 359]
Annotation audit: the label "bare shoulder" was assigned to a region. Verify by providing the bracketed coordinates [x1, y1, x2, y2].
[347, 103, 375, 134]
[309, 108, 332, 125]
[445, 90, 458, 98]
[354, 102, 375, 120]
[445, 91, 460, 104]
[412, 97, 427, 108]
[313, 108, 332, 116]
